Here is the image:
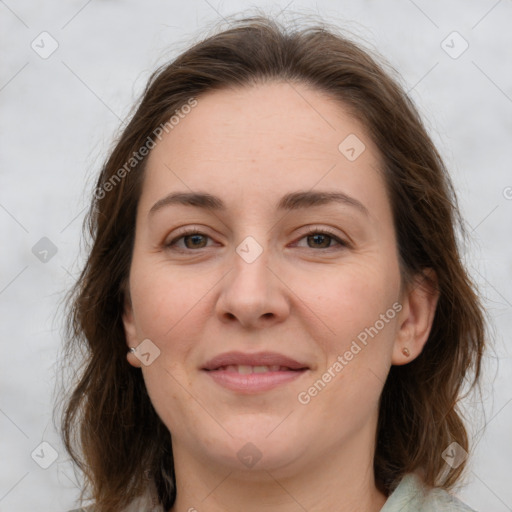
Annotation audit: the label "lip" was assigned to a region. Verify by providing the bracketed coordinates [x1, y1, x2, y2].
[202, 351, 309, 371]
[201, 351, 310, 394]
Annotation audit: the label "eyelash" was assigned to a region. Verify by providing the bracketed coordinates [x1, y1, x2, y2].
[164, 226, 349, 252]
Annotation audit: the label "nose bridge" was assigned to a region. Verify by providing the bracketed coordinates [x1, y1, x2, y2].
[215, 229, 289, 327]
[229, 232, 271, 299]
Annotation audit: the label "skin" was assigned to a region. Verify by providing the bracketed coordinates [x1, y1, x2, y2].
[123, 81, 439, 512]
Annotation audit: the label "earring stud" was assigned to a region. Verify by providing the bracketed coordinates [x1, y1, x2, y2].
[402, 347, 410, 357]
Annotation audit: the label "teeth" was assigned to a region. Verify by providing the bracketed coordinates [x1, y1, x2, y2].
[217, 365, 292, 373]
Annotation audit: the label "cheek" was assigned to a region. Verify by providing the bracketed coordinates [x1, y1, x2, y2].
[142, 364, 206, 443]
[295, 264, 399, 429]
[129, 260, 213, 345]
[291, 255, 400, 350]
[130, 263, 206, 426]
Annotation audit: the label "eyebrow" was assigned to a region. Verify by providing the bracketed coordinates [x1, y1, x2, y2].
[148, 190, 369, 217]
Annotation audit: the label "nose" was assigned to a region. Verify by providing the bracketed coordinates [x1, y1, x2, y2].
[215, 241, 290, 329]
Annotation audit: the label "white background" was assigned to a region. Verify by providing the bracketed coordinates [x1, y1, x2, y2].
[0, 1, 511, 511]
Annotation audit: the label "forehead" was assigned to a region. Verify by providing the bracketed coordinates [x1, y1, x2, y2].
[150, 81, 374, 160]
[140, 81, 387, 217]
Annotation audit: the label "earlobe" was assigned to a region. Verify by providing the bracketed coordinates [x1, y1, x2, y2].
[126, 347, 141, 368]
[392, 269, 439, 365]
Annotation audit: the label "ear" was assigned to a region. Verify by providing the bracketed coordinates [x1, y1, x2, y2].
[392, 268, 439, 365]
[122, 286, 142, 368]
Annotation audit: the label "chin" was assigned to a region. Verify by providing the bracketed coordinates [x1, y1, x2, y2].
[197, 418, 309, 473]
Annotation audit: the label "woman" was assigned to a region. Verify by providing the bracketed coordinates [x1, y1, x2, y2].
[60, 13, 485, 512]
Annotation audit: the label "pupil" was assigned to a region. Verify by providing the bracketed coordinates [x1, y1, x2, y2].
[310, 234, 329, 248]
[187, 235, 205, 248]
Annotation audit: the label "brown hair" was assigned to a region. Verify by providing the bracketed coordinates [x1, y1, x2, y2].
[58, 12, 486, 511]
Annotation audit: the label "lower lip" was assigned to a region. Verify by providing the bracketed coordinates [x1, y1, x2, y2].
[203, 369, 307, 393]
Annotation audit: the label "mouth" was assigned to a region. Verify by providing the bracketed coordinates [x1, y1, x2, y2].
[211, 364, 304, 374]
[201, 351, 310, 393]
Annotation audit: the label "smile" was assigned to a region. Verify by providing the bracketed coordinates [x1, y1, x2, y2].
[214, 364, 298, 373]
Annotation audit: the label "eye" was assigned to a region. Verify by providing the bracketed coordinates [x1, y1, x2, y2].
[164, 226, 349, 252]
[165, 228, 214, 251]
[293, 227, 349, 250]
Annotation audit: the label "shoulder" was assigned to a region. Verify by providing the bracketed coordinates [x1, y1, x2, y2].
[381, 472, 477, 512]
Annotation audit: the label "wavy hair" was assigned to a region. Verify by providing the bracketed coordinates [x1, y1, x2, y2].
[57, 13, 486, 511]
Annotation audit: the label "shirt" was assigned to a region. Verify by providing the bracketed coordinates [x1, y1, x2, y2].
[67, 471, 477, 511]
[381, 472, 476, 511]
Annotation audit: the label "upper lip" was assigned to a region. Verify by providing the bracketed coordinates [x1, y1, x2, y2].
[202, 351, 309, 371]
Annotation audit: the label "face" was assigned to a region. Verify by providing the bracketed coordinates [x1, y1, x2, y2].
[123, 81, 412, 476]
